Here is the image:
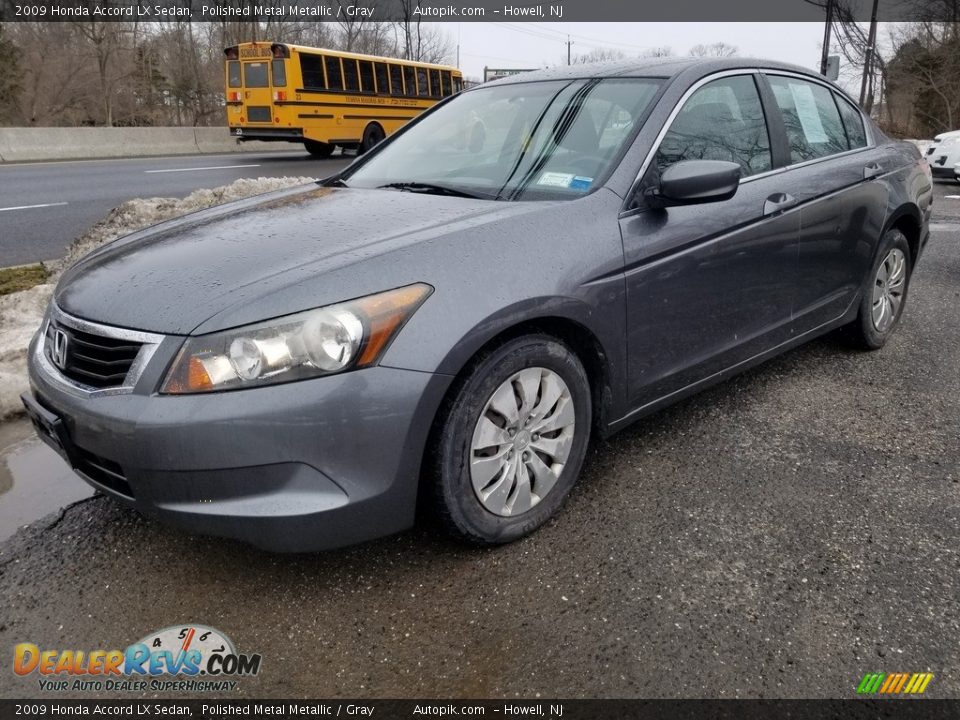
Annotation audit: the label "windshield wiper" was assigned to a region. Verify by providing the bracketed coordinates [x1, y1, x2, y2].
[324, 177, 349, 188]
[377, 182, 486, 199]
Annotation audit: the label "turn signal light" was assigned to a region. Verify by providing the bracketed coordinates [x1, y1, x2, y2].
[273, 91, 286, 102]
[228, 91, 241, 102]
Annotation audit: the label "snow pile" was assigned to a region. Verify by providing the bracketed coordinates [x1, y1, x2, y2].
[0, 176, 315, 420]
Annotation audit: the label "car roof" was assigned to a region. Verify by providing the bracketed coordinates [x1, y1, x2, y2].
[480, 56, 829, 84]
[933, 129, 960, 140]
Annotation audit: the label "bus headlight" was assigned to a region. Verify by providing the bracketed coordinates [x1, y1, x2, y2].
[161, 283, 432, 394]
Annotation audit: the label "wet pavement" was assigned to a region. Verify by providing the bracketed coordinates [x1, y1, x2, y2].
[0, 419, 93, 543]
[1, 182, 959, 700]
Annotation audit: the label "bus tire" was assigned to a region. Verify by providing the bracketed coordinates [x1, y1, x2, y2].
[304, 140, 335, 158]
[359, 124, 386, 154]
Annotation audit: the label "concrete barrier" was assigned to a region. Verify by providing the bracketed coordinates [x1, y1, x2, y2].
[0, 127, 302, 163]
[193, 128, 281, 154]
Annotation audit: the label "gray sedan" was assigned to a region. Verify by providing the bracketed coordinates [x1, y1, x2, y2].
[23, 58, 933, 551]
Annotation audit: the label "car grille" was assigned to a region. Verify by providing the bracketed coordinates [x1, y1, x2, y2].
[45, 320, 144, 389]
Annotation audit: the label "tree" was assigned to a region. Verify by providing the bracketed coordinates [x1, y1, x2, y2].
[689, 42, 738, 57]
[570, 47, 626, 64]
[639, 46, 673, 58]
[0, 24, 22, 123]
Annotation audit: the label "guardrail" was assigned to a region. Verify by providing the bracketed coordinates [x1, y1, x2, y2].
[0, 127, 287, 163]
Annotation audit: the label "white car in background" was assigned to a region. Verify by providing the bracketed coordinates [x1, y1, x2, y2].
[925, 129, 960, 180]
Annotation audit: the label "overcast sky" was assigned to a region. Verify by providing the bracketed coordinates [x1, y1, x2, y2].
[451, 22, 830, 80]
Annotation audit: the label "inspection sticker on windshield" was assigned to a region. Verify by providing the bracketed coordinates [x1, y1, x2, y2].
[537, 172, 593, 191]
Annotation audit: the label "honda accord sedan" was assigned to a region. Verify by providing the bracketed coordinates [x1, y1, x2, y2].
[23, 58, 933, 551]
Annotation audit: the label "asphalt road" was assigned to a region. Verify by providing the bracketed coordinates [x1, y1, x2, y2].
[0, 150, 351, 267]
[0, 183, 959, 700]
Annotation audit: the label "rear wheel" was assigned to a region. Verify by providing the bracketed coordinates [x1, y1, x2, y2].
[359, 123, 386, 154]
[304, 140, 335, 158]
[845, 228, 912, 350]
[431, 336, 592, 545]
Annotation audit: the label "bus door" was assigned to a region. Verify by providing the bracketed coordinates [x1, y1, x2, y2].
[241, 58, 273, 125]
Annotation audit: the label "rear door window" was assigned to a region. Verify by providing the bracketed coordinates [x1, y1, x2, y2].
[243, 62, 269, 88]
[835, 94, 868, 149]
[766, 75, 850, 163]
[656, 74, 772, 177]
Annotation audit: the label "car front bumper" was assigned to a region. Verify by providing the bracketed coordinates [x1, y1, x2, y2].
[25, 330, 452, 552]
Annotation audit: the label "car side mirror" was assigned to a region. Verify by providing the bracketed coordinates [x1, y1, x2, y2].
[645, 160, 742, 208]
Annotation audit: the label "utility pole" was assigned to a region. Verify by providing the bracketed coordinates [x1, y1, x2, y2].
[566, 35, 573, 65]
[859, 0, 879, 108]
[819, 0, 834, 76]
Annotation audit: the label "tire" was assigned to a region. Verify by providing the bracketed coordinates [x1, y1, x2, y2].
[431, 335, 592, 545]
[845, 228, 912, 350]
[303, 140, 334, 158]
[359, 123, 386, 155]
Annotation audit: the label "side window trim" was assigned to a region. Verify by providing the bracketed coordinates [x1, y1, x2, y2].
[754, 72, 792, 169]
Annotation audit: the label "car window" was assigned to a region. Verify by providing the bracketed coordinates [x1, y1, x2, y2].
[835, 94, 868, 149]
[766, 75, 849, 163]
[656, 75, 771, 178]
[345, 78, 661, 201]
[243, 62, 269, 89]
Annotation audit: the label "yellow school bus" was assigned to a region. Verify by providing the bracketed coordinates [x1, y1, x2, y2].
[224, 42, 464, 157]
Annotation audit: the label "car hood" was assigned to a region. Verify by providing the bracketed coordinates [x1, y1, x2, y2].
[55, 183, 548, 335]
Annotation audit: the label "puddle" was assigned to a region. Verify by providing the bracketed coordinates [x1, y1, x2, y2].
[0, 418, 95, 542]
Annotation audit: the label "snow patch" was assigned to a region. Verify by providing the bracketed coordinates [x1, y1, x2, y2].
[0, 176, 315, 420]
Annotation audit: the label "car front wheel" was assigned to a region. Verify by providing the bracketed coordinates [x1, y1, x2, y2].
[431, 336, 592, 545]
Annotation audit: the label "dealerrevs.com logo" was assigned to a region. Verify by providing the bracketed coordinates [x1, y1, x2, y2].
[13, 624, 262, 693]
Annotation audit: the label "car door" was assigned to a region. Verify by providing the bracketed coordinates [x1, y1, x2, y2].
[619, 72, 801, 410]
[762, 73, 889, 333]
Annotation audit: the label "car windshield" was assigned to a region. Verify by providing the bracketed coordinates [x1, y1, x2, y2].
[343, 78, 662, 201]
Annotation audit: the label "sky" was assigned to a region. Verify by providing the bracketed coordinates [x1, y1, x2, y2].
[450, 22, 830, 80]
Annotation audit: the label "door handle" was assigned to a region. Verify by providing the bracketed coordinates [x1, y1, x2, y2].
[763, 192, 797, 216]
[863, 162, 884, 180]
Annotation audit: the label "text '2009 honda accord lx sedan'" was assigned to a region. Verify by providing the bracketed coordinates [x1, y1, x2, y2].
[24, 58, 933, 552]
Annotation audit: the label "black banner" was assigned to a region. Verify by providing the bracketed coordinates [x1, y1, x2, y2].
[0, 0, 957, 23]
[3, 700, 960, 719]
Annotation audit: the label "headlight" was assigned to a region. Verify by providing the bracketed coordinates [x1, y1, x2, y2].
[161, 283, 432, 394]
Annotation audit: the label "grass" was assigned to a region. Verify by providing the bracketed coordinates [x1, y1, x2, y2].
[0, 263, 49, 295]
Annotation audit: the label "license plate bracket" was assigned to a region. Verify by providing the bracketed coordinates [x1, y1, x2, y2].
[21, 392, 77, 466]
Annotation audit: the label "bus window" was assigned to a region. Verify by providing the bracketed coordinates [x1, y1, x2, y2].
[374, 62, 389, 94]
[390, 65, 404, 96]
[416, 68, 429, 96]
[343, 59, 360, 92]
[325, 56, 343, 91]
[454, 77, 463, 93]
[244, 62, 269, 88]
[272, 59, 287, 87]
[300, 54, 324, 90]
[429, 69, 441, 98]
[402, 66, 416, 97]
[228, 61, 241, 88]
[358, 60, 375, 93]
